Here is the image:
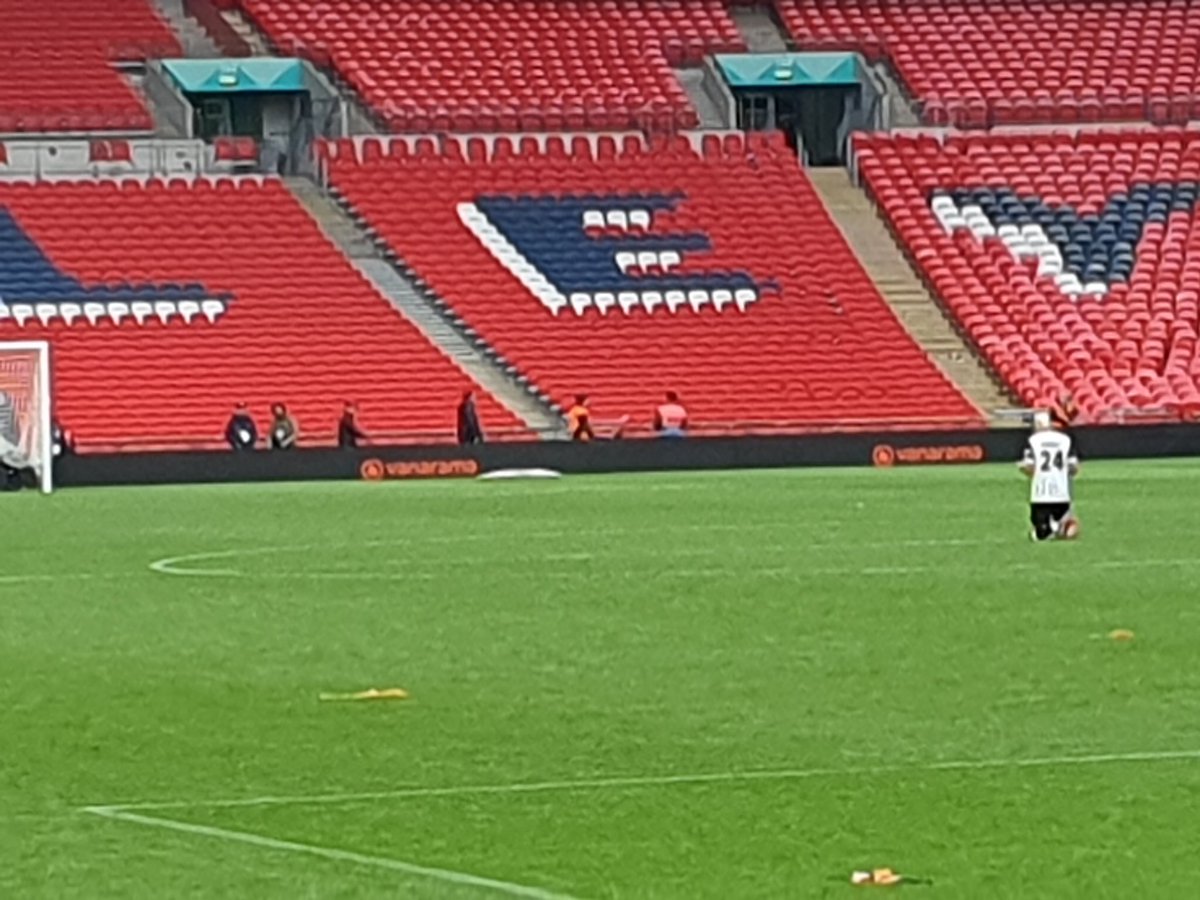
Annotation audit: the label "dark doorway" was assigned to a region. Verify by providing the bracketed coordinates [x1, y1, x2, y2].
[733, 85, 864, 166]
[191, 94, 264, 141]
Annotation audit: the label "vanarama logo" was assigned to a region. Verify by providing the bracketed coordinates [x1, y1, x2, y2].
[872, 443, 985, 467]
[360, 458, 480, 481]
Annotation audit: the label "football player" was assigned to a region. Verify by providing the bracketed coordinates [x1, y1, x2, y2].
[1020, 411, 1080, 541]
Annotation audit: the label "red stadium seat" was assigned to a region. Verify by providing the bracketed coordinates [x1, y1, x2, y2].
[775, 0, 1198, 126]
[0, 0, 175, 133]
[855, 128, 1200, 423]
[236, 0, 745, 132]
[325, 135, 980, 431]
[0, 178, 524, 447]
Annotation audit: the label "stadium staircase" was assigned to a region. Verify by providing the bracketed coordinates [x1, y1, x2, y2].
[324, 133, 984, 430]
[673, 69, 729, 130]
[151, 0, 220, 58]
[284, 176, 565, 436]
[218, 6, 272, 55]
[213, 4, 383, 135]
[807, 167, 1016, 420]
[869, 63, 923, 129]
[728, 3, 790, 53]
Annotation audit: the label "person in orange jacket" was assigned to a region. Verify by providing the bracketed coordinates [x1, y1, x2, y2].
[567, 394, 595, 441]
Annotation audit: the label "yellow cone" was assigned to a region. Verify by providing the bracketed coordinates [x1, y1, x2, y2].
[1108, 629, 1135, 642]
[851, 868, 903, 886]
[319, 687, 409, 702]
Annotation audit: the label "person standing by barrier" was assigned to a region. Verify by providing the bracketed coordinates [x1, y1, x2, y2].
[338, 402, 367, 449]
[567, 394, 595, 441]
[654, 391, 688, 438]
[225, 403, 258, 451]
[456, 390, 485, 445]
[269, 403, 298, 450]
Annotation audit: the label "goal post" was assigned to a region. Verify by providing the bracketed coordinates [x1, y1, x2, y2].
[0, 340, 53, 494]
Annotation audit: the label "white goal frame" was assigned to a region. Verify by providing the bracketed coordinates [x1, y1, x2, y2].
[0, 340, 53, 494]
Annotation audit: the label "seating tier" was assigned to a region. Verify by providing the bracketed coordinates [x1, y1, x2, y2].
[326, 133, 980, 431]
[775, 0, 1200, 127]
[855, 128, 1200, 421]
[236, 0, 745, 132]
[0, 178, 523, 447]
[0, 0, 177, 133]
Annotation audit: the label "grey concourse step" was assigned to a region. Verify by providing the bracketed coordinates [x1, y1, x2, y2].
[152, 0, 221, 58]
[674, 67, 729, 129]
[284, 178, 565, 437]
[806, 167, 1017, 420]
[730, 4, 791, 53]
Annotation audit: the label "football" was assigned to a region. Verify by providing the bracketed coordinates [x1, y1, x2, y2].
[1060, 518, 1081, 540]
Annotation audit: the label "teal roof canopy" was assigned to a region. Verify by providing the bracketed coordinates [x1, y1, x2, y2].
[714, 53, 863, 87]
[162, 59, 306, 93]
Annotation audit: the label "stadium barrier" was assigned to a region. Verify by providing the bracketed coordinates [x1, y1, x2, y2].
[54, 423, 1200, 488]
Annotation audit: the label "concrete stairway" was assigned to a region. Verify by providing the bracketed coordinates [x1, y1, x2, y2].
[284, 177, 565, 436]
[219, 7, 274, 55]
[730, 3, 791, 53]
[806, 167, 1016, 419]
[121, 70, 186, 138]
[217, 7, 381, 134]
[870, 62, 923, 129]
[153, 0, 221, 57]
[674, 67, 729, 129]
[285, 177, 378, 259]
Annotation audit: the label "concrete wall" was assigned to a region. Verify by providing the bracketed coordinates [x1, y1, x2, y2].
[0, 139, 231, 180]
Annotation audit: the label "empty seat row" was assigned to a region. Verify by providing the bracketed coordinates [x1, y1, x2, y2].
[0, 0, 174, 133]
[775, 0, 1200, 127]
[0, 299, 227, 327]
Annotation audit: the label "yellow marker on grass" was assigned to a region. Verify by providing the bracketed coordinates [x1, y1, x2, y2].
[319, 687, 409, 702]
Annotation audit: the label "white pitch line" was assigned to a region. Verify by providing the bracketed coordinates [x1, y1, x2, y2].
[670, 556, 1200, 580]
[148, 537, 1006, 578]
[0, 573, 124, 585]
[88, 747, 1200, 814]
[144, 518, 886, 576]
[83, 807, 578, 900]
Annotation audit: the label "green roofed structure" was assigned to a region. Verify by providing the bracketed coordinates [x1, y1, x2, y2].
[712, 52, 883, 165]
[161, 59, 307, 94]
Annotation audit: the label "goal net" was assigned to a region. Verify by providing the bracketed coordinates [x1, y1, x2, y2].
[0, 341, 53, 494]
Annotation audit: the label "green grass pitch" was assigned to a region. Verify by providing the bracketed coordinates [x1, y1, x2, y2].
[4, 461, 1200, 898]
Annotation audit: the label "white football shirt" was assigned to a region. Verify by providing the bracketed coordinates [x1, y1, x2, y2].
[1023, 430, 1077, 503]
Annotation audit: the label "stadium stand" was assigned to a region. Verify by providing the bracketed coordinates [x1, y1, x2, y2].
[230, 0, 746, 131]
[774, 0, 1200, 126]
[324, 132, 982, 430]
[0, 0, 178, 133]
[0, 178, 523, 448]
[854, 128, 1200, 422]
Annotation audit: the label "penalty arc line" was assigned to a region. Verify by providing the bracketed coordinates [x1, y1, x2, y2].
[147, 536, 1008, 578]
[7, 554, 1197, 585]
[81, 807, 579, 900]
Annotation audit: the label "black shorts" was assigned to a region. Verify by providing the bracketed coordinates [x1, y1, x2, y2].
[1030, 502, 1071, 539]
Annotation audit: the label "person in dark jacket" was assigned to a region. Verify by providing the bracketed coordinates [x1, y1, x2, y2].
[338, 402, 366, 448]
[456, 390, 485, 444]
[51, 420, 73, 457]
[269, 403, 298, 450]
[225, 403, 258, 451]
